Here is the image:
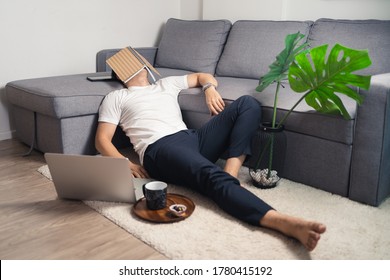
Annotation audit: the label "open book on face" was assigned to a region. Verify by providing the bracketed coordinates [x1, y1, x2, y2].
[106, 47, 160, 83]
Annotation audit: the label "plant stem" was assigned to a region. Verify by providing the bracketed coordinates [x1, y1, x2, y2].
[267, 82, 281, 178]
[276, 89, 312, 129]
[271, 82, 281, 129]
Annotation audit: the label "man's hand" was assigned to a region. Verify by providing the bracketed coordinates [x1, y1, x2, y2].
[205, 87, 225, 115]
[128, 160, 149, 179]
[186, 73, 225, 115]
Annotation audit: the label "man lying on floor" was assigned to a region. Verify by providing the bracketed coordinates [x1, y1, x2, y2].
[95, 47, 326, 251]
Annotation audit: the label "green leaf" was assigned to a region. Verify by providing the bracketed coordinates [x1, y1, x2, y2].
[288, 44, 372, 119]
[256, 32, 309, 92]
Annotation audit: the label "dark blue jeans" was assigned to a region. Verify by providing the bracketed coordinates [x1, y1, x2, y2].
[143, 95, 273, 226]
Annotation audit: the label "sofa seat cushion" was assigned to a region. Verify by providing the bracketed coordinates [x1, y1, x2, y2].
[309, 18, 390, 75]
[214, 77, 356, 145]
[155, 18, 232, 74]
[6, 73, 123, 119]
[216, 20, 313, 79]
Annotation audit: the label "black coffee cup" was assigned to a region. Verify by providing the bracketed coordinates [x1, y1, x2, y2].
[142, 181, 168, 210]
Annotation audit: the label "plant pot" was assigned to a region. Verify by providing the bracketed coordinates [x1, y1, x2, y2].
[249, 168, 280, 189]
[247, 122, 286, 188]
[247, 122, 287, 173]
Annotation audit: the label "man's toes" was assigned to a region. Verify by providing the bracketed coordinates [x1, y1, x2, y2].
[306, 232, 321, 251]
[314, 223, 326, 233]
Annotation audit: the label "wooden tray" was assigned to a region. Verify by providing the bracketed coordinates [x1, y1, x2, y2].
[133, 193, 195, 223]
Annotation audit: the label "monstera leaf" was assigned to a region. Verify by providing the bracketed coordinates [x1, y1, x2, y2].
[288, 44, 372, 119]
[256, 32, 309, 92]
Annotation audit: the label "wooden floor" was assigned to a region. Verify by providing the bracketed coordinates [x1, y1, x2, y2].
[0, 139, 167, 260]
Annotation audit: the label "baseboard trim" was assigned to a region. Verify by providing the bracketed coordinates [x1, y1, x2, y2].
[0, 130, 15, 141]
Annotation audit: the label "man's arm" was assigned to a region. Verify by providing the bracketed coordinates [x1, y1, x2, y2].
[95, 122, 149, 178]
[187, 73, 225, 115]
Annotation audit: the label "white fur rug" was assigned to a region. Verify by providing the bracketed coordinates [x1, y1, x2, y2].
[38, 164, 390, 260]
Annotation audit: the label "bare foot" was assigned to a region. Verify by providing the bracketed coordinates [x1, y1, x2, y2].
[286, 219, 327, 251]
[260, 210, 326, 251]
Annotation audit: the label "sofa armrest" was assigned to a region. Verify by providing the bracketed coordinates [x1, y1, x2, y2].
[96, 47, 158, 72]
[349, 73, 390, 205]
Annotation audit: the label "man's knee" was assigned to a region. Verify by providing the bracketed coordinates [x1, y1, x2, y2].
[238, 95, 261, 109]
[236, 95, 261, 119]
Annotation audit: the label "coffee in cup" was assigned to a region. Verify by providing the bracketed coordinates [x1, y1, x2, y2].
[142, 181, 168, 210]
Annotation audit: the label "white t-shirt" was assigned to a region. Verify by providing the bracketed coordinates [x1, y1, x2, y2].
[98, 75, 189, 164]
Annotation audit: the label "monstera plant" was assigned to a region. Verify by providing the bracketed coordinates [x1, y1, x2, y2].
[250, 32, 372, 187]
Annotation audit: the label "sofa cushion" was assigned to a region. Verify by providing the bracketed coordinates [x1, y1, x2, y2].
[6, 73, 123, 119]
[216, 20, 313, 79]
[213, 77, 356, 145]
[155, 18, 232, 74]
[155, 67, 194, 78]
[308, 18, 390, 75]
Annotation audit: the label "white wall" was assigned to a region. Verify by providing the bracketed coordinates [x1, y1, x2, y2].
[1, 0, 389, 141]
[283, 0, 390, 21]
[180, 0, 203, 20]
[0, 0, 180, 140]
[203, 0, 390, 21]
[203, 0, 285, 22]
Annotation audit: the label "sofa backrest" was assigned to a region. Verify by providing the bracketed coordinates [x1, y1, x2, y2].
[308, 18, 390, 75]
[155, 18, 232, 74]
[215, 20, 313, 79]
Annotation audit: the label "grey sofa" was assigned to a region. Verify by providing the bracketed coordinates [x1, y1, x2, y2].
[6, 18, 390, 207]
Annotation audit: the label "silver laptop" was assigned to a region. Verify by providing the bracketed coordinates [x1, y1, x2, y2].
[44, 153, 152, 203]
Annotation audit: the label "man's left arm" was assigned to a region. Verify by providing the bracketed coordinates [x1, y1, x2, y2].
[187, 73, 225, 115]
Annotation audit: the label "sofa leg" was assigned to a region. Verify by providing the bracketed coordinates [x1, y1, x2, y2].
[22, 112, 37, 157]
